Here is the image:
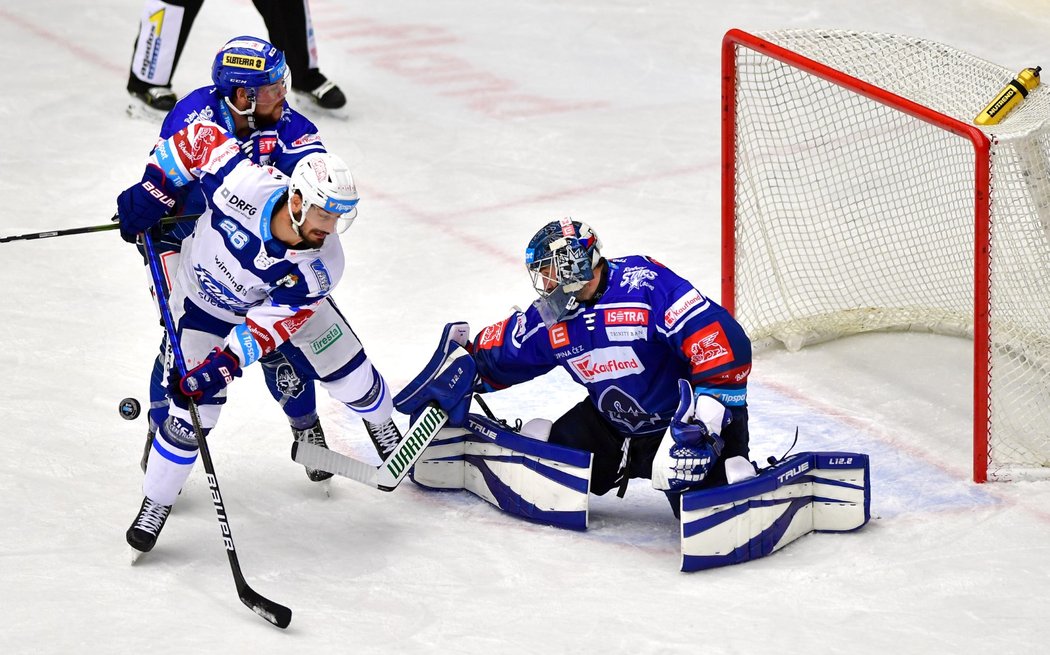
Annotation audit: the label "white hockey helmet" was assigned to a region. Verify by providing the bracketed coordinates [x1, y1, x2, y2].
[288, 152, 359, 234]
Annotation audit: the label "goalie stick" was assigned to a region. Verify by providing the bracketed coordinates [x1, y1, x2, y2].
[291, 403, 449, 491]
[143, 231, 292, 629]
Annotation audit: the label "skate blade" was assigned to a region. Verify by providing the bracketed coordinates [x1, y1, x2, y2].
[125, 101, 167, 122]
[290, 90, 350, 121]
[129, 547, 147, 565]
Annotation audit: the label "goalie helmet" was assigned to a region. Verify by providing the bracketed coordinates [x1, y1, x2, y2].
[288, 153, 360, 234]
[211, 36, 289, 99]
[525, 218, 602, 325]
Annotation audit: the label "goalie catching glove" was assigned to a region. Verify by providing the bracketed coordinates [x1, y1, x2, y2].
[651, 379, 729, 492]
[393, 322, 477, 427]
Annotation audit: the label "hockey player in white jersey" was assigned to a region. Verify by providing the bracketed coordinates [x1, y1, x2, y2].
[127, 36, 365, 484]
[116, 121, 397, 553]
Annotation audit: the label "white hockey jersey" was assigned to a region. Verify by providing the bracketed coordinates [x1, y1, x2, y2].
[149, 120, 345, 368]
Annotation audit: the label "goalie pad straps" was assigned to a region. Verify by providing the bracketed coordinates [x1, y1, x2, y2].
[615, 438, 632, 498]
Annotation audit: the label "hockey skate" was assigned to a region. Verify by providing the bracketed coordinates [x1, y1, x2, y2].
[126, 84, 176, 121]
[291, 420, 334, 482]
[364, 417, 403, 458]
[126, 496, 172, 554]
[292, 72, 348, 118]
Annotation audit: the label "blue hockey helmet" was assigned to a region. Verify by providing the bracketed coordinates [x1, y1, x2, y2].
[525, 219, 602, 325]
[211, 36, 288, 98]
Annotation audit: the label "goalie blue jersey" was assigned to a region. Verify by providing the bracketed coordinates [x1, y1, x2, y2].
[155, 85, 326, 232]
[471, 256, 751, 437]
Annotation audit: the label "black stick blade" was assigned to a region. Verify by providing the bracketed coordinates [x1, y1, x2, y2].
[240, 588, 292, 629]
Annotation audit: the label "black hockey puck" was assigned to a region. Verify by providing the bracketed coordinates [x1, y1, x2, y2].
[119, 397, 141, 421]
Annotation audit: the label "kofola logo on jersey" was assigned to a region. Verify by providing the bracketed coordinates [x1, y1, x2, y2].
[604, 308, 648, 326]
[567, 347, 644, 383]
[664, 288, 708, 328]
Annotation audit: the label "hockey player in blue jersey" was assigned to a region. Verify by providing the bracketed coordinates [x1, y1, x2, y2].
[396, 219, 752, 516]
[117, 119, 399, 553]
[127, 36, 377, 483]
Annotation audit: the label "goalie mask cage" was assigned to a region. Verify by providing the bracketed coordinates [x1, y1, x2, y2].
[722, 29, 1050, 482]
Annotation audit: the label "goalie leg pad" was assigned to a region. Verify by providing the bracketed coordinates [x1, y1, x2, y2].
[410, 413, 593, 530]
[679, 452, 870, 571]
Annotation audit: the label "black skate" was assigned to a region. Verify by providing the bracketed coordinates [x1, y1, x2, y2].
[364, 418, 403, 459]
[128, 85, 177, 112]
[126, 497, 172, 553]
[291, 420, 334, 482]
[293, 71, 346, 110]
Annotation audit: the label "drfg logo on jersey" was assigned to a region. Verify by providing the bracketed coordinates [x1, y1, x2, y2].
[567, 346, 645, 383]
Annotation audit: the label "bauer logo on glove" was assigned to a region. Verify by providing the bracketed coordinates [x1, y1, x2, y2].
[651, 379, 729, 492]
[178, 347, 242, 401]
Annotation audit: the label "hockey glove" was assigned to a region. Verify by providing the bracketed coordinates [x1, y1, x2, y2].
[394, 322, 476, 427]
[652, 379, 729, 492]
[116, 164, 177, 243]
[178, 347, 242, 402]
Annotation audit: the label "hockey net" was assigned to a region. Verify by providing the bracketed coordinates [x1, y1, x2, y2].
[722, 29, 1050, 482]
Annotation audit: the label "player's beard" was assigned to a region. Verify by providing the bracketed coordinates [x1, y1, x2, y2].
[298, 228, 328, 249]
[253, 101, 285, 127]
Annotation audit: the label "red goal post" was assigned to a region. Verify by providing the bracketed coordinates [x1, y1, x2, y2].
[721, 29, 1050, 482]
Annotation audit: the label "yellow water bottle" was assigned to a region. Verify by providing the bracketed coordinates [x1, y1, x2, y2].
[975, 66, 1041, 125]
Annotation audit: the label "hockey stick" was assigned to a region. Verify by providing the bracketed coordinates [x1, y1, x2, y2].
[0, 214, 200, 244]
[142, 231, 292, 629]
[292, 403, 449, 492]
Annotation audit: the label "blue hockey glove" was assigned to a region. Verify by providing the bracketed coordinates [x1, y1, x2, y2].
[393, 322, 476, 427]
[178, 347, 242, 402]
[652, 380, 729, 492]
[116, 164, 177, 243]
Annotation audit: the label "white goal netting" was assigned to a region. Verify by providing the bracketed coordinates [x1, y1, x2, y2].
[726, 29, 1050, 480]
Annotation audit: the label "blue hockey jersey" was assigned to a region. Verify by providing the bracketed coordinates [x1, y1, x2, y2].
[471, 256, 751, 437]
[155, 86, 326, 231]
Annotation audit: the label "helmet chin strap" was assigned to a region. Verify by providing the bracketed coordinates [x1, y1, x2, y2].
[289, 193, 308, 238]
[224, 92, 258, 131]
